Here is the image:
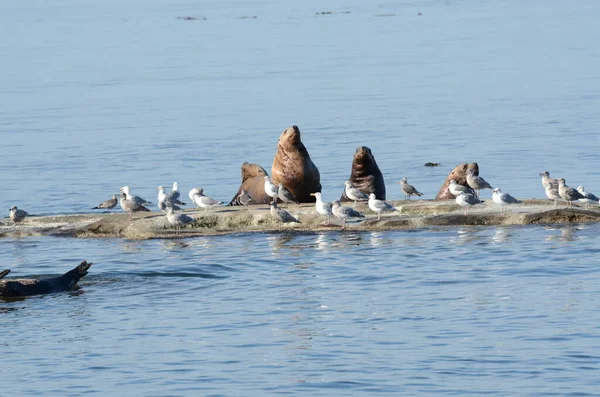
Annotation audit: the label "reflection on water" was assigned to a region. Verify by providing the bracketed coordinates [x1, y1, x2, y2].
[544, 225, 583, 242]
[491, 227, 513, 243]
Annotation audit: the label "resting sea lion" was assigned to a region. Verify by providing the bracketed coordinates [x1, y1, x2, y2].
[435, 163, 479, 200]
[229, 162, 271, 205]
[340, 146, 386, 201]
[271, 125, 321, 203]
[0, 260, 93, 297]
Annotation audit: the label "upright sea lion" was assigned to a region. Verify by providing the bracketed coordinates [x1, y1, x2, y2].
[435, 163, 479, 200]
[340, 146, 386, 201]
[229, 162, 271, 205]
[0, 260, 92, 297]
[271, 125, 321, 203]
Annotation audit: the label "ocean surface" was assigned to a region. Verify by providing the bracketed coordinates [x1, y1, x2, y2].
[1, 0, 600, 395]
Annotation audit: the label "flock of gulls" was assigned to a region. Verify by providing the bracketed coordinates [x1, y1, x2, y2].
[5, 170, 600, 231]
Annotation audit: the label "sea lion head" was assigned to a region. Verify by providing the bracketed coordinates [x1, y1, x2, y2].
[352, 146, 377, 173]
[241, 162, 268, 182]
[278, 125, 303, 151]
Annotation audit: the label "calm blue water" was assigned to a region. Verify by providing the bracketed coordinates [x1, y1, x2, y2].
[2, 0, 600, 395]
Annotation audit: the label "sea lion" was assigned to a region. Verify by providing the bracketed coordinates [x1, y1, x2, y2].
[271, 125, 321, 203]
[0, 260, 92, 297]
[228, 162, 271, 205]
[435, 163, 479, 200]
[340, 146, 386, 201]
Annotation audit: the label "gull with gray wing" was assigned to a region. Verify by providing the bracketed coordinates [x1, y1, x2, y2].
[577, 186, 599, 209]
[368, 193, 396, 220]
[92, 195, 117, 212]
[492, 188, 521, 214]
[332, 200, 364, 228]
[399, 177, 423, 200]
[310, 192, 333, 225]
[558, 178, 584, 208]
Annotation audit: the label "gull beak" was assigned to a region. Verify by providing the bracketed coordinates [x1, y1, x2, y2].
[309, 193, 315, 197]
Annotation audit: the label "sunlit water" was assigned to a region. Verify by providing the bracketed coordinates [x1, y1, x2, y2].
[2, 0, 600, 395]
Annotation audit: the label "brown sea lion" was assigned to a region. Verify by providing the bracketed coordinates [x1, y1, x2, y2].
[228, 162, 271, 206]
[435, 163, 479, 200]
[340, 146, 386, 201]
[0, 260, 92, 298]
[271, 125, 321, 203]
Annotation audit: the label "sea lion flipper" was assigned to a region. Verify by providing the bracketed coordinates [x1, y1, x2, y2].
[0, 269, 10, 279]
[64, 261, 93, 282]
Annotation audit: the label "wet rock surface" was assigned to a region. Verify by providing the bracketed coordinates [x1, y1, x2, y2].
[1, 199, 599, 240]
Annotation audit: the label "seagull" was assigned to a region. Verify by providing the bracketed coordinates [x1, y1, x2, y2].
[165, 206, 195, 234]
[264, 176, 279, 202]
[544, 182, 561, 207]
[558, 178, 584, 209]
[466, 169, 493, 198]
[168, 182, 185, 205]
[9, 206, 28, 224]
[344, 181, 369, 206]
[332, 200, 364, 228]
[278, 184, 299, 207]
[310, 192, 333, 225]
[119, 186, 151, 205]
[577, 186, 599, 210]
[119, 192, 151, 220]
[157, 185, 185, 210]
[269, 201, 300, 226]
[399, 177, 423, 200]
[368, 193, 396, 220]
[455, 192, 483, 215]
[237, 189, 252, 209]
[92, 195, 118, 213]
[492, 188, 521, 215]
[539, 171, 558, 189]
[189, 187, 202, 202]
[190, 189, 223, 214]
[158, 200, 181, 212]
[448, 180, 476, 197]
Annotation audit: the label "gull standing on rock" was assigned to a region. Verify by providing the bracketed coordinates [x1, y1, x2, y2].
[278, 184, 299, 208]
[191, 189, 223, 214]
[539, 171, 558, 189]
[492, 188, 521, 215]
[119, 192, 151, 220]
[269, 201, 300, 226]
[368, 193, 396, 220]
[120, 186, 151, 205]
[157, 186, 182, 212]
[158, 200, 181, 212]
[448, 180, 476, 197]
[237, 189, 252, 209]
[92, 195, 117, 212]
[344, 181, 369, 206]
[466, 169, 493, 198]
[168, 182, 185, 205]
[9, 206, 28, 224]
[577, 186, 599, 210]
[544, 182, 561, 207]
[166, 206, 195, 234]
[188, 187, 202, 202]
[456, 192, 483, 215]
[310, 192, 333, 225]
[399, 177, 423, 200]
[557, 178, 584, 208]
[332, 200, 364, 228]
[264, 176, 279, 203]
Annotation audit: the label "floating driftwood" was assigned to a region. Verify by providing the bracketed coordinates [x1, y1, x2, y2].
[1, 199, 599, 240]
